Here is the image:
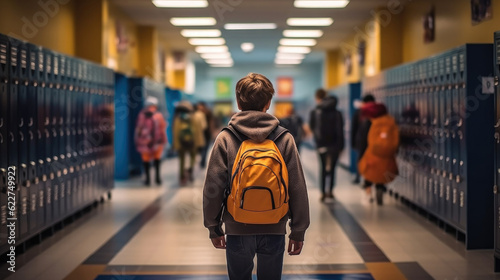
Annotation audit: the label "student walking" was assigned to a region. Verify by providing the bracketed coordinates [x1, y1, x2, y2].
[309, 89, 344, 202]
[351, 94, 376, 184]
[279, 106, 305, 152]
[358, 102, 399, 205]
[203, 73, 310, 280]
[134, 96, 167, 185]
[173, 100, 205, 185]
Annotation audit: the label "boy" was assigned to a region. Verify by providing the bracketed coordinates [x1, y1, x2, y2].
[203, 73, 310, 280]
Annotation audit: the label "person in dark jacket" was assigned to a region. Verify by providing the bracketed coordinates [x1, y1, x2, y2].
[351, 94, 375, 184]
[309, 89, 344, 202]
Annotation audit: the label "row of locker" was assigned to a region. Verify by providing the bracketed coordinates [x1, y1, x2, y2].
[0, 33, 115, 254]
[363, 44, 495, 250]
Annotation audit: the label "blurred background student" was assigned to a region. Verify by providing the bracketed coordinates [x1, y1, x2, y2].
[134, 96, 167, 186]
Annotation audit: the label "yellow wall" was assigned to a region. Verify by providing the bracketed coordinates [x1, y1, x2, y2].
[0, 0, 76, 56]
[401, 0, 500, 62]
[105, 2, 139, 76]
[75, 0, 105, 64]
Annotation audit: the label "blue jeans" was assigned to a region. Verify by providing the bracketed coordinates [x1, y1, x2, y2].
[226, 235, 285, 280]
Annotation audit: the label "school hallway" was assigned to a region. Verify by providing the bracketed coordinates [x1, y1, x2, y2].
[0, 146, 496, 280]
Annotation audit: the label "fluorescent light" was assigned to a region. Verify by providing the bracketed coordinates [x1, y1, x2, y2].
[200, 53, 231, 59]
[280, 39, 317, 46]
[181, 29, 221, 37]
[283, 29, 324, 38]
[294, 0, 349, 8]
[195, 46, 229, 53]
[210, 64, 234, 67]
[188, 38, 226, 45]
[275, 59, 302, 65]
[241, 43, 254, 52]
[287, 18, 333, 26]
[224, 23, 277, 30]
[206, 59, 234, 64]
[276, 53, 305, 59]
[170, 17, 216, 26]
[277, 46, 311, 53]
[153, 0, 208, 8]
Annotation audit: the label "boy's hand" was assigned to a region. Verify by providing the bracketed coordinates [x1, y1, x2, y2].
[288, 239, 304, 255]
[211, 236, 226, 249]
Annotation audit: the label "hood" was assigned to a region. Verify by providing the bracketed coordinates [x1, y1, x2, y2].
[175, 100, 194, 113]
[318, 96, 338, 111]
[362, 102, 387, 119]
[228, 111, 279, 143]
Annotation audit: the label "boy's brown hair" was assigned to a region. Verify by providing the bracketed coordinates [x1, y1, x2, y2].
[315, 88, 327, 100]
[236, 73, 274, 111]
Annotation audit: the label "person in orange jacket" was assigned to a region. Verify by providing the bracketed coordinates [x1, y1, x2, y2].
[358, 102, 399, 205]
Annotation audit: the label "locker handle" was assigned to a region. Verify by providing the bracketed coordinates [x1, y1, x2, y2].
[494, 119, 500, 128]
[9, 132, 14, 142]
[28, 118, 33, 127]
[19, 118, 23, 127]
[28, 131, 33, 140]
[494, 185, 498, 194]
[0, 118, 3, 127]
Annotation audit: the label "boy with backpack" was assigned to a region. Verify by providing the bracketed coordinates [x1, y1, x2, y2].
[358, 102, 399, 205]
[203, 73, 310, 280]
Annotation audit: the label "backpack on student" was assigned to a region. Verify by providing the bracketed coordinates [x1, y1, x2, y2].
[178, 112, 195, 149]
[368, 116, 399, 158]
[223, 126, 289, 224]
[135, 111, 157, 153]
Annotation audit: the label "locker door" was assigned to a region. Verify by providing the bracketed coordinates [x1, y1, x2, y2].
[9, 40, 21, 239]
[0, 34, 10, 250]
[457, 50, 467, 230]
[17, 41, 29, 239]
[36, 48, 46, 231]
[494, 32, 500, 270]
[43, 49, 53, 226]
[27, 44, 38, 234]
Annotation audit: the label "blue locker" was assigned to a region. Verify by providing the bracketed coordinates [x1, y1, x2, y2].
[27, 43, 39, 234]
[0, 34, 10, 252]
[494, 30, 500, 271]
[42, 49, 54, 226]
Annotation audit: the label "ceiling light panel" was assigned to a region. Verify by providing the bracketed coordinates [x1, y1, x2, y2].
[277, 46, 311, 53]
[283, 30, 324, 38]
[210, 64, 234, 67]
[170, 17, 216, 26]
[241, 43, 254, 52]
[206, 59, 234, 64]
[287, 18, 333, 26]
[294, 0, 349, 8]
[188, 38, 226, 45]
[224, 23, 277, 30]
[280, 39, 317, 46]
[200, 53, 232, 59]
[276, 53, 305, 59]
[195, 46, 229, 53]
[153, 0, 208, 8]
[275, 59, 302, 64]
[181, 29, 221, 37]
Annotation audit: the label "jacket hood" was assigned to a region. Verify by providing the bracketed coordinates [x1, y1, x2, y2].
[318, 96, 338, 111]
[362, 102, 387, 119]
[228, 111, 279, 142]
[175, 100, 194, 113]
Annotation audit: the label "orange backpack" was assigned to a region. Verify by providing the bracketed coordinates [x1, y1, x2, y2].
[224, 126, 289, 224]
[368, 115, 399, 158]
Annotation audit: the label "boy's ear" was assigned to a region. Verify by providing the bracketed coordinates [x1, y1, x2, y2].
[264, 100, 271, 112]
[237, 101, 242, 111]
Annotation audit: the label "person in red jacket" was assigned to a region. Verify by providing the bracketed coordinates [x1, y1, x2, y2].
[358, 102, 399, 205]
[134, 96, 167, 185]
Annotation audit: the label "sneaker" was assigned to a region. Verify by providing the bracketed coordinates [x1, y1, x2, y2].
[327, 192, 334, 199]
[320, 194, 326, 202]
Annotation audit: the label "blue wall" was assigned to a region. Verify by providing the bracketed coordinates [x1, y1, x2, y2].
[193, 62, 323, 117]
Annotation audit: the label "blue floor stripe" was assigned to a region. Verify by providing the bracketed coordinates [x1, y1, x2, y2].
[95, 274, 374, 280]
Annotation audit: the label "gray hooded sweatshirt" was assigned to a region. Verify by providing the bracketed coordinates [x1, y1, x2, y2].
[203, 110, 310, 241]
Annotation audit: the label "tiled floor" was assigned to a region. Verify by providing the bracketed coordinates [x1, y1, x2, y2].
[2, 147, 500, 280]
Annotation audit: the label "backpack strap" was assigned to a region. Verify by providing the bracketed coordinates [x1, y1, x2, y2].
[268, 125, 288, 142]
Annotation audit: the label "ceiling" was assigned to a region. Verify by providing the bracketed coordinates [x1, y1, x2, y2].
[110, 0, 390, 64]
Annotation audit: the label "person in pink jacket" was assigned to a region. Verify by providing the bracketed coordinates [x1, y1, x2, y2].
[135, 96, 167, 185]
